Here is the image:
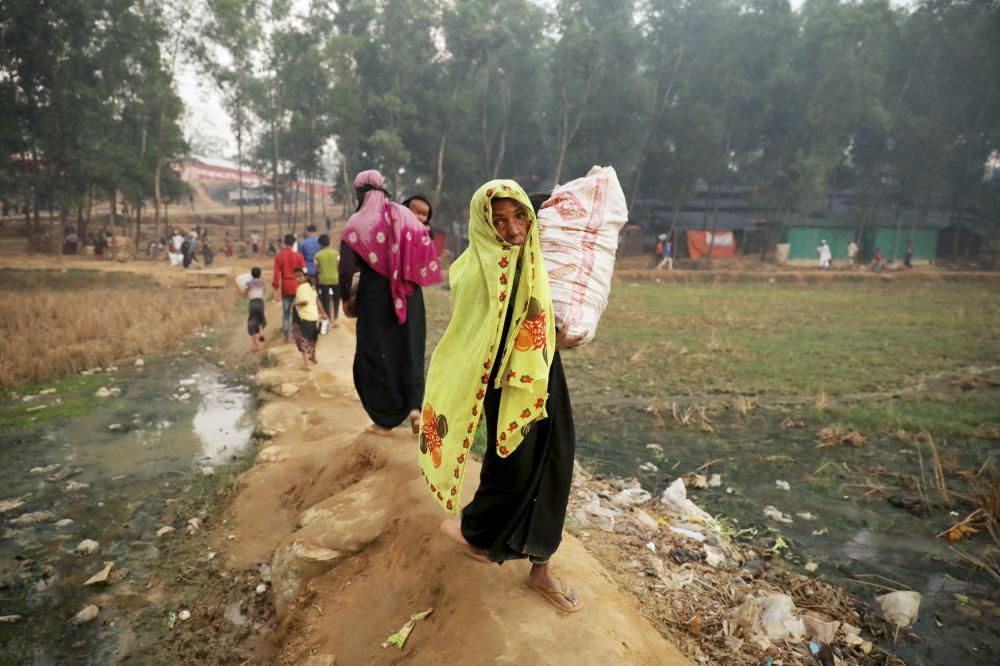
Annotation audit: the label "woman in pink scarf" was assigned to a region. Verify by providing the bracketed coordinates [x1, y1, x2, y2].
[340, 169, 442, 434]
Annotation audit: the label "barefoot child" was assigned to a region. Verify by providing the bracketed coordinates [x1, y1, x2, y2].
[292, 267, 327, 370]
[235, 267, 268, 353]
[419, 180, 585, 613]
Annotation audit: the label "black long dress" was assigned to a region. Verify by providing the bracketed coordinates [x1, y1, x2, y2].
[460, 271, 576, 564]
[340, 243, 426, 429]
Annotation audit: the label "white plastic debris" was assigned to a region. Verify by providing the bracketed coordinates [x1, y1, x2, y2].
[758, 594, 806, 642]
[659, 478, 712, 521]
[877, 590, 921, 628]
[74, 539, 100, 555]
[617, 487, 652, 506]
[763, 505, 793, 523]
[775, 480, 791, 491]
[669, 525, 706, 542]
[178, 610, 191, 622]
[73, 605, 99, 625]
[156, 526, 176, 537]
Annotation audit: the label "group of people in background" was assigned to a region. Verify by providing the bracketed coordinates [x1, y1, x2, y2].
[821, 237, 915, 271]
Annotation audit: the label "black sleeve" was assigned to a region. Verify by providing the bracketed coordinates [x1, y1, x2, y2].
[339, 242, 359, 301]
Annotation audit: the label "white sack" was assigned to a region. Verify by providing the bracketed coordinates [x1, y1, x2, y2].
[537, 165, 628, 344]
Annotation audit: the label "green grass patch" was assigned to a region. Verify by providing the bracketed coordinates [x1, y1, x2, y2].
[819, 394, 1000, 439]
[0, 372, 107, 430]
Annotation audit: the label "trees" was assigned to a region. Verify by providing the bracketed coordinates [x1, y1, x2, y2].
[4, 0, 997, 253]
[0, 0, 188, 249]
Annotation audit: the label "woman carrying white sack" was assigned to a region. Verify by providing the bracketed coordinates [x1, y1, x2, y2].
[529, 166, 629, 345]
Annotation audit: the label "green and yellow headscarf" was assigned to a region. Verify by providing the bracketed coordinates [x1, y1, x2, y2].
[418, 180, 555, 514]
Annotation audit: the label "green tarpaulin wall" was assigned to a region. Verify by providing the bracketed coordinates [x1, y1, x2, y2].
[784, 227, 856, 261]
[783, 226, 938, 261]
[872, 227, 937, 261]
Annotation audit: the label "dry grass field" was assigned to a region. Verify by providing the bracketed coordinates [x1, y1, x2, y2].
[0, 269, 233, 387]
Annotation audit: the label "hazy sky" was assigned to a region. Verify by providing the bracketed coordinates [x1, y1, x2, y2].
[177, 0, 916, 159]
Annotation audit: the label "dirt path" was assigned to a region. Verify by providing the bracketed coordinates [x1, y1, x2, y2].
[216, 322, 691, 665]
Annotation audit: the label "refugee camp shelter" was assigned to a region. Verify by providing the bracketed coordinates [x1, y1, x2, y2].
[780, 211, 947, 265]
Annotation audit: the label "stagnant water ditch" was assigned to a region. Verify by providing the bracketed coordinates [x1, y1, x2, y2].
[0, 353, 255, 664]
[572, 393, 1000, 666]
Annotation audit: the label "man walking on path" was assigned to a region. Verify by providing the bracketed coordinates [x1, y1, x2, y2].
[656, 234, 673, 270]
[272, 234, 306, 342]
[904, 238, 915, 268]
[847, 239, 859, 265]
[315, 234, 340, 328]
[817, 239, 832, 269]
[300, 224, 321, 286]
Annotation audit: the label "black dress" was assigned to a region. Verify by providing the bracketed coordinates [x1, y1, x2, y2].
[340, 243, 426, 429]
[460, 275, 576, 564]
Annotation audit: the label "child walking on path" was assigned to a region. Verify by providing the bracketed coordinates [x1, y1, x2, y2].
[315, 234, 340, 327]
[235, 267, 268, 353]
[292, 267, 327, 370]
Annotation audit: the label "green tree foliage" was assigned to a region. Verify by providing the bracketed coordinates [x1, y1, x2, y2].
[4, 0, 999, 250]
[0, 0, 188, 242]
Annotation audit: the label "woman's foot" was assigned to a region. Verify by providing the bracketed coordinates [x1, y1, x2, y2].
[409, 409, 421, 434]
[439, 519, 490, 564]
[527, 563, 582, 613]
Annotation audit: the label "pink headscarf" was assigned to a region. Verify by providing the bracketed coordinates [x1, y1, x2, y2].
[343, 170, 442, 323]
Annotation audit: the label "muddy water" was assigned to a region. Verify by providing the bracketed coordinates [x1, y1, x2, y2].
[0, 356, 253, 664]
[572, 396, 1000, 665]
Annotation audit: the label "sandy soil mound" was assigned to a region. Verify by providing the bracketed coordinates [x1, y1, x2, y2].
[221, 323, 690, 665]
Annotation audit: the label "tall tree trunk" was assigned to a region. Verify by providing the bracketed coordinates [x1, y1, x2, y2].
[433, 129, 448, 207]
[153, 158, 162, 243]
[237, 120, 246, 241]
[270, 83, 281, 244]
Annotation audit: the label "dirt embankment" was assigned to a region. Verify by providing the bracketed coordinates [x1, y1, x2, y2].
[217, 324, 690, 665]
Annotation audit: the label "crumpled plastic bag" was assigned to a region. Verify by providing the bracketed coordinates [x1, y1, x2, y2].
[877, 590, 921, 628]
[382, 608, 433, 650]
[758, 594, 806, 642]
[660, 478, 712, 522]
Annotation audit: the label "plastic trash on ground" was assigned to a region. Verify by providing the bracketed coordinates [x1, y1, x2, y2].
[660, 478, 713, 522]
[877, 590, 921, 628]
[382, 608, 433, 650]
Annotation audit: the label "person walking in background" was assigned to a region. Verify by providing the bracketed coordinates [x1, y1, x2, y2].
[872, 247, 885, 272]
[272, 233, 306, 342]
[817, 239, 832, 269]
[656, 233, 673, 270]
[300, 224, 321, 286]
[340, 169, 441, 435]
[847, 239, 859, 265]
[250, 231, 260, 255]
[426, 180, 585, 614]
[236, 267, 268, 353]
[904, 238, 915, 268]
[315, 234, 340, 328]
[202, 240, 215, 266]
[292, 267, 327, 370]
